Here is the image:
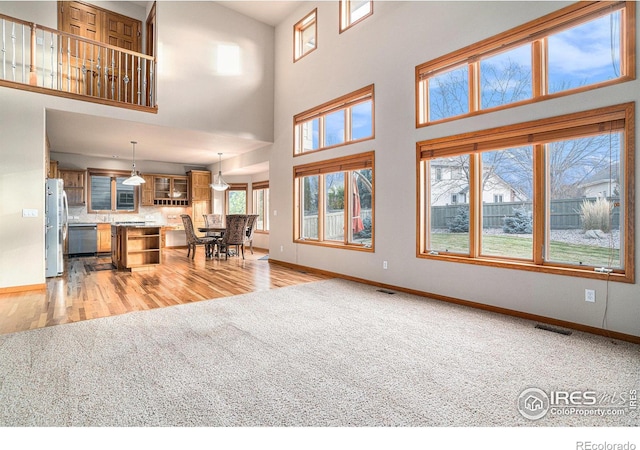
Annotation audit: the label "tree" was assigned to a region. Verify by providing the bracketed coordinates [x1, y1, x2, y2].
[428, 58, 619, 202]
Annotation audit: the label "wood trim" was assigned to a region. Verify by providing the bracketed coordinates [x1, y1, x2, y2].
[294, 84, 374, 124]
[415, 1, 635, 127]
[416, 1, 627, 79]
[294, 151, 374, 178]
[252, 180, 269, 190]
[416, 102, 635, 284]
[293, 8, 317, 62]
[418, 104, 630, 159]
[268, 259, 640, 345]
[339, 0, 373, 34]
[0, 284, 46, 294]
[0, 79, 158, 113]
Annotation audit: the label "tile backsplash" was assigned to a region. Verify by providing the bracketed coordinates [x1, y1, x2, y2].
[68, 206, 190, 225]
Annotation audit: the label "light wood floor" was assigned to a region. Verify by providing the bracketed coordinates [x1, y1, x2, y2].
[0, 248, 329, 336]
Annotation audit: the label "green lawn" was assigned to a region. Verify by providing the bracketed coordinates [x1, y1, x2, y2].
[430, 233, 619, 267]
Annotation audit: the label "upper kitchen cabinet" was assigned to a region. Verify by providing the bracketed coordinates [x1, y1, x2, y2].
[188, 170, 211, 201]
[140, 174, 155, 206]
[59, 169, 86, 206]
[153, 175, 189, 206]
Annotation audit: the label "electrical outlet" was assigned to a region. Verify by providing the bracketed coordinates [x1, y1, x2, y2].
[585, 289, 596, 303]
[383, 261, 388, 270]
[280, 245, 284, 252]
[22, 209, 38, 218]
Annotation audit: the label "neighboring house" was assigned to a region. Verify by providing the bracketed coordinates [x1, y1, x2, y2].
[580, 163, 620, 198]
[430, 158, 527, 206]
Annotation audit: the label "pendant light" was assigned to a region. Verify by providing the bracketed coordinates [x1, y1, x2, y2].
[122, 141, 146, 186]
[210, 152, 229, 191]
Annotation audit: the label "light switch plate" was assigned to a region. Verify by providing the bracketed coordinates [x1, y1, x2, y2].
[22, 208, 38, 218]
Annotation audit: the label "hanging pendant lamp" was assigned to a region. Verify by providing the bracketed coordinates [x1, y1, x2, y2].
[210, 152, 229, 191]
[122, 141, 146, 186]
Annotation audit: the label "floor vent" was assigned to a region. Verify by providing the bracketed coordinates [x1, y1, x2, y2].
[377, 289, 396, 295]
[535, 324, 572, 335]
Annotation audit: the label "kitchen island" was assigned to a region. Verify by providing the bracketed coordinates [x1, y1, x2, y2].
[111, 224, 162, 271]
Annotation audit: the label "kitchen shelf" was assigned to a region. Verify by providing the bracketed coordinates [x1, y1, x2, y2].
[112, 226, 161, 271]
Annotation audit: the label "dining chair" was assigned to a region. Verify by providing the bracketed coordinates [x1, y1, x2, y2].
[180, 214, 216, 259]
[244, 214, 259, 254]
[219, 214, 250, 259]
[203, 214, 223, 229]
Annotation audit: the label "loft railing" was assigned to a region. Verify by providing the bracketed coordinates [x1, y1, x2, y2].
[0, 13, 156, 111]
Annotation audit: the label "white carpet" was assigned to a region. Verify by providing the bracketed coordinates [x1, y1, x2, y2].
[0, 279, 638, 426]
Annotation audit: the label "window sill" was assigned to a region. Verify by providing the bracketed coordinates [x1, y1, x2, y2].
[417, 252, 633, 283]
[296, 239, 374, 252]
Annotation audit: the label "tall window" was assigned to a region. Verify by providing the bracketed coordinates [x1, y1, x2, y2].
[294, 84, 374, 155]
[294, 9, 317, 62]
[340, 0, 373, 32]
[227, 184, 247, 214]
[87, 169, 138, 213]
[416, 1, 635, 126]
[252, 181, 269, 232]
[417, 103, 634, 283]
[295, 152, 374, 250]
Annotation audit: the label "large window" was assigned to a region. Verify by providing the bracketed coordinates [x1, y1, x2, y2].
[227, 184, 247, 214]
[340, 0, 373, 32]
[416, 1, 635, 126]
[417, 103, 634, 283]
[294, 9, 317, 62]
[294, 84, 374, 155]
[295, 152, 374, 250]
[87, 169, 138, 213]
[252, 181, 269, 232]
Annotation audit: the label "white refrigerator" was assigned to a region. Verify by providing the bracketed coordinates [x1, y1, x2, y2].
[45, 178, 68, 277]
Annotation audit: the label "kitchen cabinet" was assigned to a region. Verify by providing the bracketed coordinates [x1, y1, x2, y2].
[112, 225, 161, 271]
[154, 175, 188, 205]
[188, 170, 211, 202]
[59, 169, 86, 206]
[97, 223, 111, 253]
[140, 174, 155, 206]
[188, 170, 211, 231]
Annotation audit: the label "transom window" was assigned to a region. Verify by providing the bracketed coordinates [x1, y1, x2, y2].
[340, 0, 373, 32]
[417, 103, 634, 283]
[87, 169, 138, 213]
[294, 84, 374, 155]
[295, 151, 374, 250]
[416, 1, 635, 126]
[294, 9, 317, 62]
[252, 181, 269, 232]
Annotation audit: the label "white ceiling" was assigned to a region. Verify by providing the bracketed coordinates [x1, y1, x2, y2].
[47, 1, 303, 175]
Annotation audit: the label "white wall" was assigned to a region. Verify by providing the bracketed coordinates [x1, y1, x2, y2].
[270, 1, 640, 337]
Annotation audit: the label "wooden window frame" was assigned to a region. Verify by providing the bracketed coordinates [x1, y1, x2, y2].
[294, 9, 317, 62]
[252, 181, 269, 233]
[339, 0, 373, 33]
[294, 84, 375, 156]
[417, 103, 635, 283]
[415, 1, 636, 127]
[294, 151, 375, 251]
[226, 183, 248, 215]
[87, 168, 139, 214]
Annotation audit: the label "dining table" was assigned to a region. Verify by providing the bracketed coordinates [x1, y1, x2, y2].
[198, 227, 225, 258]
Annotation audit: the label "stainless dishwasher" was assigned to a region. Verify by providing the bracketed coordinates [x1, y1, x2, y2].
[68, 223, 98, 256]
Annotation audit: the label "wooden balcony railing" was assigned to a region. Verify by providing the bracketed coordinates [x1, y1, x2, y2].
[0, 13, 156, 112]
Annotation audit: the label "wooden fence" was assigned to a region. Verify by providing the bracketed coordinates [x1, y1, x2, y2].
[431, 198, 620, 230]
[303, 209, 372, 239]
